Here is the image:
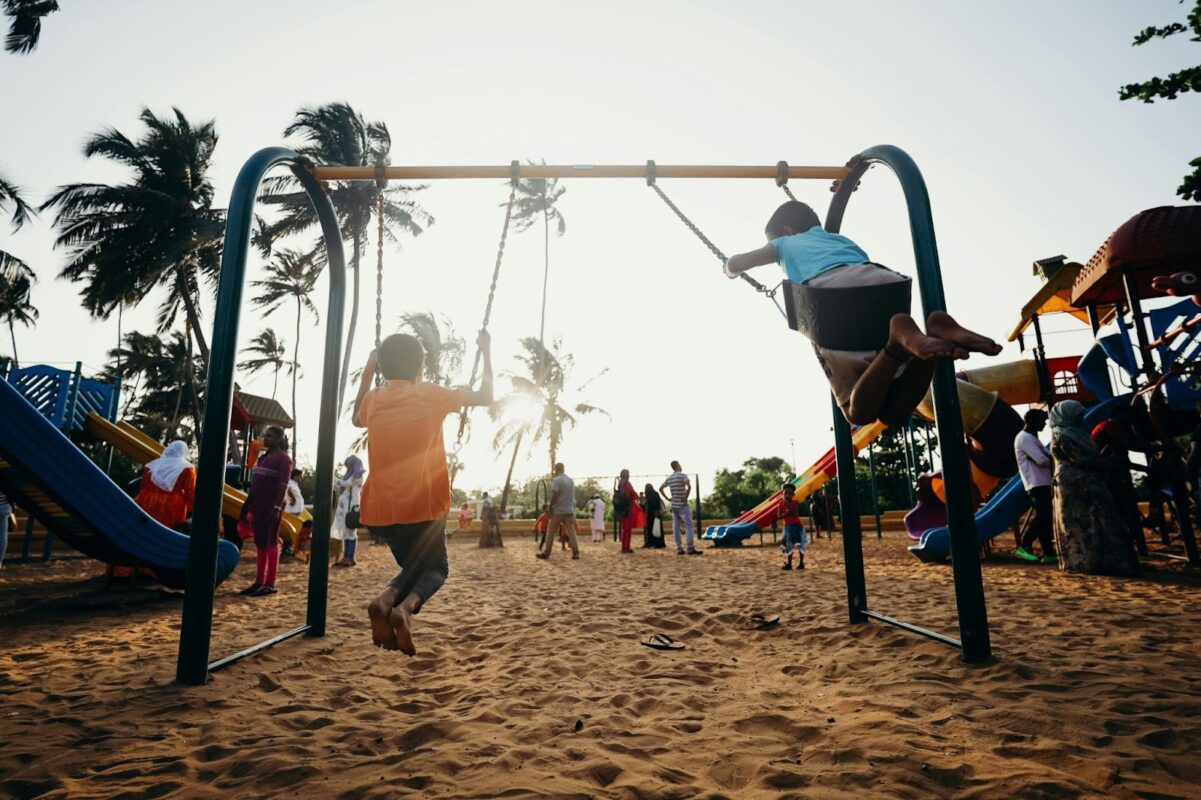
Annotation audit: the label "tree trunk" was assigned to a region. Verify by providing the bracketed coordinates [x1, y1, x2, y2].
[175, 267, 211, 374]
[293, 295, 301, 457]
[271, 364, 279, 401]
[7, 317, 17, 368]
[499, 429, 526, 515]
[338, 234, 362, 411]
[166, 366, 185, 442]
[185, 321, 204, 445]
[538, 209, 550, 345]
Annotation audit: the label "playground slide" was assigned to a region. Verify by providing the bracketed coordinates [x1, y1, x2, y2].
[0, 379, 240, 589]
[908, 395, 1128, 563]
[703, 421, 888, 546]
[84, 414, 305, 540]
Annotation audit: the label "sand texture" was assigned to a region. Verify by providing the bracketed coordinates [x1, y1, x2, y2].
[1, 533, 1200, 799]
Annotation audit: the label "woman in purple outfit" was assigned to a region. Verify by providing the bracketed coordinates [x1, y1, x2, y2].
[238, 425, 293, 596]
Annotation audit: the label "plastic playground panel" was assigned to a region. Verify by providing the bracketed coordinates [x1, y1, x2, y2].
[0, 379, 240, 589]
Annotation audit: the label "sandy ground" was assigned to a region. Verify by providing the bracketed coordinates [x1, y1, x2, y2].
[1, 531, 1200, 800]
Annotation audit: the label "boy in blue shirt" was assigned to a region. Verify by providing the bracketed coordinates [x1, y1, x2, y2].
[726, 200, 1000, 425]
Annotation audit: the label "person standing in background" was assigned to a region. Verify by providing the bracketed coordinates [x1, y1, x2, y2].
[1014, 409, 1056, 563]
[586, 493, 606, 543]
[237, 425, 292, 596]
[660, 460, 701, 555]
[333, 455, 365, 567]
[537, 463, 578, 560]
[614, 469, 640, 554]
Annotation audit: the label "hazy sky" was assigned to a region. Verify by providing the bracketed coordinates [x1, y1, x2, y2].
[1, 1, 1197, 496]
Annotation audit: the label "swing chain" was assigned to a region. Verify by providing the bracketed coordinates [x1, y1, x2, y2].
[452, 161, 521, 452]
[645, 160, 785, 318]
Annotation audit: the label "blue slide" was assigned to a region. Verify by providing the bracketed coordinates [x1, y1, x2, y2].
[909, 396, 1128, 563]
[0, 379, 240, 589]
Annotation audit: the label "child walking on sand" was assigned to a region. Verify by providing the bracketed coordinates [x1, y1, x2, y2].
[354, 330, 493, 655]
[777, 483, 807, 570]
[725, 201, 1001, 425]
[533, 505, 551, 549]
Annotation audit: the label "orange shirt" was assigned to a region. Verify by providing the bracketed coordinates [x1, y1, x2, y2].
[135, 467, 196, 530]
[358, 380, 465, 526]
[246, 438, 266, 471]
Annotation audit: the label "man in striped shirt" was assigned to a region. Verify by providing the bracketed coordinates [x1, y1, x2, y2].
[659, 461, 701, 555]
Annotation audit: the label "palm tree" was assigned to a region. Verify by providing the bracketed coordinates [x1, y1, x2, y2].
[0, 168, 35, 282]
[260, 102, 433, 408]
[106, 330, 201, 442]
[251, 248, 321, 454]
[238, 328, 292, 401]
[2, 0, 58, 55]
[41, 107, 225, 373]
[510, 159, 567, 345]
[489, 336, 606, 513]
[0, 273, 36, 366]
[398, 311, 465, 387]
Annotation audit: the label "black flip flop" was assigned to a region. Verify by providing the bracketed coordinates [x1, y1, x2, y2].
[743, 612, 781, 630]
[641, 633, 686, 651]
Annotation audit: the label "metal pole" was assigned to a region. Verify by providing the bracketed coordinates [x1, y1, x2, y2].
[923, 422, 935, 473]
[900, 424, 916, 507]
[826, 145, 990, 663]
[830, 397, 867, 623]
[311, 163, 851, 182]
[694, 473, 702, 541]
[291, 164, 347, 640]
[1030, 312, 1046, 357]
[1121, 268, 1157, 384]
[868, 441, 882, 538]
[176, 148, 345, 685]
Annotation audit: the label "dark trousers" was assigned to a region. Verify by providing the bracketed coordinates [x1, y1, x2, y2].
[1022, 485, 1055, 555]
[370, 519, 450, 610]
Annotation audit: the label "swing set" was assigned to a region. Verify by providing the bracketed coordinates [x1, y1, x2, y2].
[176, 144, 990, 686]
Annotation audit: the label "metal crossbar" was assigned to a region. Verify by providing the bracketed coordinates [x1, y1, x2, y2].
[309, 163, 850, 182]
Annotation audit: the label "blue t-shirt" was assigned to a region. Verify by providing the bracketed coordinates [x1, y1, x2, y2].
[772, 225, 870, 285]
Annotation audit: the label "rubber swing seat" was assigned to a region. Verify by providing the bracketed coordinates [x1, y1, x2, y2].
[783, 276, 912, 352]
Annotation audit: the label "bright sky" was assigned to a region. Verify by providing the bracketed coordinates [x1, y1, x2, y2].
[1, 1, 1197, 496]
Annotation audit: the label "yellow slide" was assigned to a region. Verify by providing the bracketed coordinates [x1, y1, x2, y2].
[84, 413, 305, 542]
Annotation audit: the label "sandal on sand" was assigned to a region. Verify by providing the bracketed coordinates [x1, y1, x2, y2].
[641, 633, 686, 651]
[743, 612, 780, 630]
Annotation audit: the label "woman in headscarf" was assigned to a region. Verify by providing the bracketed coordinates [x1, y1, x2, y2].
[238, 425, 293, 596]
[642, 482, 666, 548]
[135, 440, 196, 531]
[333, 455, 365, 567]
[1050, 400, 1140, 577]
[615, 469, 640, 554]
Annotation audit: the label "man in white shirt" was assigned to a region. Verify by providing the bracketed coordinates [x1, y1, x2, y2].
[1013, 409, 1056, 563]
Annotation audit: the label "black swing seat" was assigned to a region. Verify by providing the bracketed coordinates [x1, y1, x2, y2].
[782, 275, 912, 352]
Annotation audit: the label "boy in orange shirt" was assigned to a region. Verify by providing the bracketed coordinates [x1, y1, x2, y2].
[532, 504, 551, 549]
[353, 330, 493, 655]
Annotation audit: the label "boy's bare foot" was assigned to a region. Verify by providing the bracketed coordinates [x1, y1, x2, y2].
[888, 314, 966, 361]
[367, 599, 399, 650]
[925, 311, 1002, 356]
[389, 605, 417, 656]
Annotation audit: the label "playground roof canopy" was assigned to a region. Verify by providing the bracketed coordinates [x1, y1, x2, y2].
[234, 390, 292, 429]
[1007, 260, 1115, 342]
[1070, 206, 1201, 305]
